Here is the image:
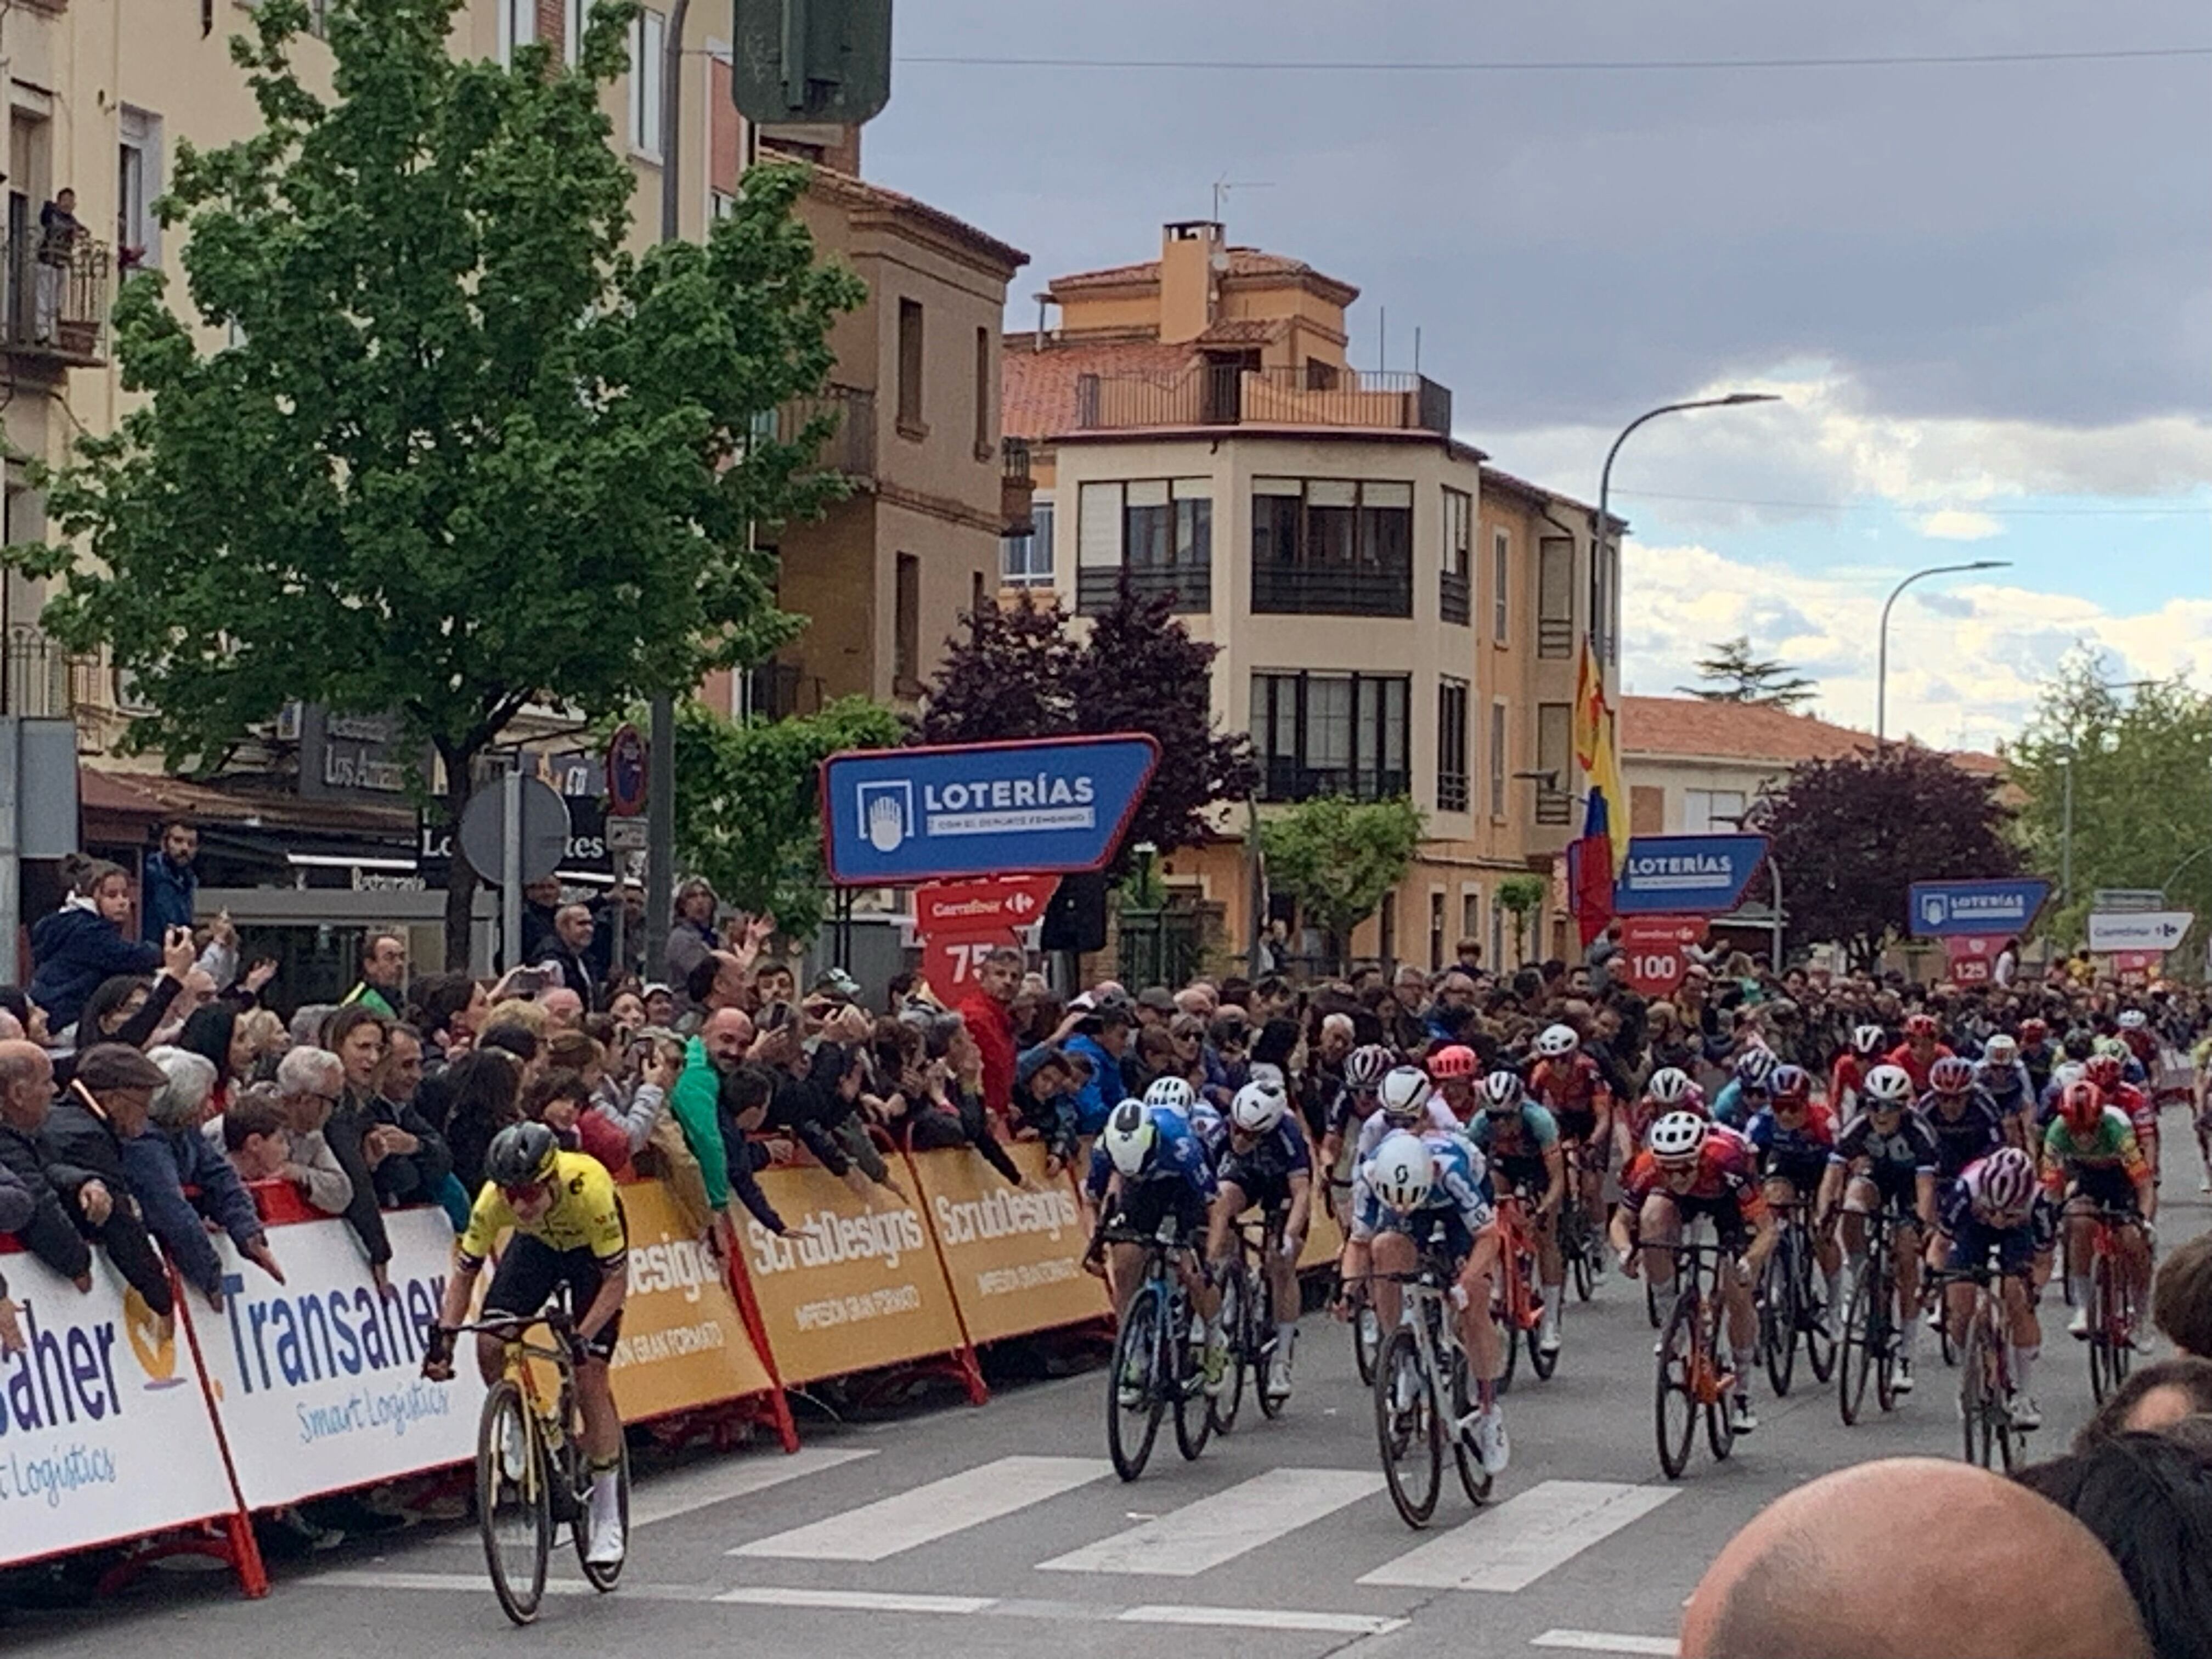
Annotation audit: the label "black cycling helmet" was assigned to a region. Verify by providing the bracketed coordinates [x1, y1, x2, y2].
[484, 1121, 560, 1189]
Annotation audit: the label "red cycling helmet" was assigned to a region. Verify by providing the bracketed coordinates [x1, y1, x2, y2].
[2018, 1018, 2049, 1045]
[1928, 1056, 1974, 1094]
[1429, 1044, 1479, 1082]
[1904, 1013, 1939, 1040]
[2083, 1054, 2123, 1092]
[2059, 1079, 2106, 1135]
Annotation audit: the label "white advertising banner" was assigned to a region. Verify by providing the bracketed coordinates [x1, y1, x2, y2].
[193, 1210, 486, 1511]
[0, 1249, 239, 1564]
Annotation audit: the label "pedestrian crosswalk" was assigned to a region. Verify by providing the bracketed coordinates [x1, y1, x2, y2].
[731, 1455, 1110, 1561]
[1036, 1466, 1382, 1576]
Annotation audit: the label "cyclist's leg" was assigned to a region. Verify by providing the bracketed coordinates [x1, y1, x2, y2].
[1370, 1226, 1416, 1332]
[1338, 1235, 1373, 1318]
[2001, 1259, 2040, 1413]
[1838, 1172, 1878, 1300]
[1584, 1111, 1611, 1220]
[1457, 1225, 1505, 1396]
[1107, 1242, 1148, 1321]
[477, 1235, 561, 1385]
[2061, 1188, 2096, 1313]
[1533, 1197, 1565, 1350]
[1891, 1205, 1924, 1374]
[1263, 1204, 1301, 1387]
[1207, 1180, 1251, 1274]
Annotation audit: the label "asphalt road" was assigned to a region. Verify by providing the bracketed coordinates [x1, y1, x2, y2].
[15, 1183, 2204, 1659]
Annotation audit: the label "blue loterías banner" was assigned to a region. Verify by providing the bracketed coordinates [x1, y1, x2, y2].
[822, 735, 1161, 885]
[1906, 878, 2051, 939]
[1613, 834, 1770, 917]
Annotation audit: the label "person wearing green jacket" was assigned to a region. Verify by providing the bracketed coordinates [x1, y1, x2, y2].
[670, 1012, 785, 1234]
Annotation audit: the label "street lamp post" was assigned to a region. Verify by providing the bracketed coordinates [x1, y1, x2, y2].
[1875, 560, 2010, 748]
[1594, 395, 1781, 613]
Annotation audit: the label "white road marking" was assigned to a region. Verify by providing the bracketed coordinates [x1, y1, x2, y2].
[1530, 1630, 1678, 1656]
[1358, 1479, 1679, 1591]
[1122, 1604, 1409, 1635]
[713, 1588, 997, 1614]
[634, 1446, 877, 1528]
[1037, 1466, 1383, 1577]
[304, 1570, 592, 1596]
[731, 1454, 1110, 1561]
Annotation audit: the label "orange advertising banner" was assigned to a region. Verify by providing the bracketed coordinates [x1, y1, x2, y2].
[910, 1142, 1109, 1344]
[1300, 1199, 1345, 1273]
[608, 1180, 776, 1420]
[744, 1164, 969, 1385]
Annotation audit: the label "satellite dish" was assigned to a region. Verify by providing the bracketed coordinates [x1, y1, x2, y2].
[1209, 247, 1231, 272]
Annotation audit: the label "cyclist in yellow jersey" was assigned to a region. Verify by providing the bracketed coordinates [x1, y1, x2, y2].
[425, 1122, 629, 1564]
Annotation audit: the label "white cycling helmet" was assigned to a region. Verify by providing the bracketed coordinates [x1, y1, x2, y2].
[1378, 1065, 1434, 1125]
[1981, 1035, 2017, 1066]
[1734, 1045, 1778, 1087]
[1368, 1130, 1434, 1214]
[1535, 1023, 1579, 1058]
[1344, 1044, 1394, 1092]
[1231, 1078, 1288, 1135]
[1852, 1023, 1887, 1056]
[1479, 1069, 1525, 1111]
[1648, 1111, 1709, 1164]
[2051, 1059, 2086, 1093]
[1249, 1060, 1287, 1091]
[1102, 1100, 1158, 1177]
[2118, 1009, 2148, 1030]
[1862, 1063, 1915, 1108]
[1967, 1146, 2037, 1217]
[1646, 1066, 1695, 1106]
[1143, 1075, 1195, 1114]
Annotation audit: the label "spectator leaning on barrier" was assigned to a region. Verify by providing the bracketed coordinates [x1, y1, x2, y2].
[0, 1040, 94, 1290]
[1063, 994, 1133, 1135]
[0, 1157, 33, 1353]
[40, 1043, 179, 1319]
[1013, 1042, 1082, 1172]
[325, 1004, 452, 1220]
[132, 1048, 283, 1308]
[274, 1046, 374, 1258]
[219, 1081, 334, 1209]
[954, 946, 1023, 1119]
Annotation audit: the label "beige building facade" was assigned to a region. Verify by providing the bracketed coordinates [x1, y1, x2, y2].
[1004, 221, 1618, 974]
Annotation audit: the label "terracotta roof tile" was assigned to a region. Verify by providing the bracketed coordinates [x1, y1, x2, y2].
[1619, 696, 2006, 775]
[1194, 318, 1283, 346]
[1001, 338, 1198, 441]
[1049, 247, 1358, 304]
[805, 167, 1028, 275]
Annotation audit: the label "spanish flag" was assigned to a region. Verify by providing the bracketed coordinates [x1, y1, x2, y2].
[1573, 637, 1628, 877]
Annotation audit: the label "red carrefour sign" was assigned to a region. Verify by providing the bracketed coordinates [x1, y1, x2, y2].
[915, 876, 1057, 932]
[1619, 916, 1702, 997]
[2112, 949, 2163, 977]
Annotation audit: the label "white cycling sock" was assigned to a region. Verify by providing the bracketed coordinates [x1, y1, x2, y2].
[1899, 1318, 1920, 1362]
[2068, 1273, 2092, 1308]
[2012, 1345, 2038, 1393]
[1275, 1319, 1297, 1355]
[1651, 1274, 1678, 1306]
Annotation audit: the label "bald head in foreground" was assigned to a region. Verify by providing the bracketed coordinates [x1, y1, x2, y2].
[1680, 1457, 2150, 1659]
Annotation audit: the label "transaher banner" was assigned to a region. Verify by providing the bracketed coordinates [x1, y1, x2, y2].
[190, 1209, 486, 1511]
[0, 1246, 240, 1564]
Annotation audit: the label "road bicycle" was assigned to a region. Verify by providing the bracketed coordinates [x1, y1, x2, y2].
[449, 1290, 629, 1626]
[1101, 1220, 1212, 1481]
[1557, 1143, 1600, 1304]
[1491, 1190, 1553, 1389]
[2079, 1204, 2148, 1404]
[1935, 1245, 2025, 1472]
[1212, 1211, 1289, 1433]
[1836, 1198, 1912, 1427]
[1758, 1198, 1836, 1396]
[1373, 1222, 1493, 1527]
[1655, 1239, 1742, 1480]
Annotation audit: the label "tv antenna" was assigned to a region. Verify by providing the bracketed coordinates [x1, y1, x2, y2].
[1212, 175, 1274, 223]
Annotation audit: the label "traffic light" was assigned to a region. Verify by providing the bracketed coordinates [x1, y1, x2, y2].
[730, 0, 893, 126]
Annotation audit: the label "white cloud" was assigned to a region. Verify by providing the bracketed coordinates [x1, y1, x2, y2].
[1917, 509, 2002, 542]
[1621, 540, 2212, 750]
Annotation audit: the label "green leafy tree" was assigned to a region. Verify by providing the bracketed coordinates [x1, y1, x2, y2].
[2008, 651, 2212, 947]
[1496, 873, 1548, 964]
[10, 0, 862, 963]
[1260, 796, 1426, 972]
[669, 697, 901, 939]
[1679, 636, 1818, 709]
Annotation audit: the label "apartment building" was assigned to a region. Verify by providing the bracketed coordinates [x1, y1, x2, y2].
[1003, 220, 1617, 972]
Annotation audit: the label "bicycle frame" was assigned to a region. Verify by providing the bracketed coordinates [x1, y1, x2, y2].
[1935, 1243, 2021, 1470]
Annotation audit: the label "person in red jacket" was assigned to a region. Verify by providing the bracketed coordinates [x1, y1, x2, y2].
[1830, 1023, 1887, 1117]
[1886, 1012, 1954, 1094]
[955, 947, 1024, 1120]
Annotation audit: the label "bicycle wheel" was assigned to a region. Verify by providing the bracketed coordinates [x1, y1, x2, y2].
[1447, 1346, 1493, 1506]
[1494, 1279, 1520, 1395]
[1172, 1296, 1213, 1462]
[1107, 1284, 1166, 1481]
[1352, 1293, 1383, 1387]
[477, 1380, 550, 1626]
[1705, 1301, 1739, 1463]
[1838, 1259, 1876, 1426]
[573, 1436, 629, 1592]
[1870, 1258, 1900, 1414]
[1801, 1242, 1838, 1384]
[1375, 1327, 1442, 1527]
[2109, 1260, 2136, 1389]
[1566, 1200, 1595, 1302]
[1960, 1316, 1992, 1466]
[1762, 1234, 1798, 1398]
[1656, 1289, 1701, 1480]
[1527, 1255, 1559, 1381]
[1211, 1269, 1246, 1434]
[1646, 1274, 1662, 1329]
[1254, 1268, 1287, 1421]
[2087, 1256, 2115, 1404]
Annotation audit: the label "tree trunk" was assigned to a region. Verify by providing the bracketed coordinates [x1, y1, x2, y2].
[441, 772, 478, 971]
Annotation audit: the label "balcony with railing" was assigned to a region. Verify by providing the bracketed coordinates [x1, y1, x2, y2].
[1076, 561, 1210, 615]
[1074, 364, 1452, 437]
[1001, 436, 1034, 535]
[1439, 567, 1470, 626]
[3, 235, 110, 366]
[771, 385, 875, 480]
[1260, 759, 1411, 804]
[1252, 560, 1411, 618]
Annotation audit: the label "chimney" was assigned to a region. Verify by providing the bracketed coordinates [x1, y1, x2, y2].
[1158, 219, 1223, 344]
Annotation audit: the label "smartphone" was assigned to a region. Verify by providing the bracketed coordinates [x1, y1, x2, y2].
[765, 1000, 795, 1031]
[506, 968, 548, 997]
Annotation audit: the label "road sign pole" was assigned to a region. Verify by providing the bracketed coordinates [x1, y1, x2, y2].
[502, 760, 523, 971]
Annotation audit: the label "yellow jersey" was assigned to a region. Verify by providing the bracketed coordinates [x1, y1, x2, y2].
[459, 1150, 628, 1265]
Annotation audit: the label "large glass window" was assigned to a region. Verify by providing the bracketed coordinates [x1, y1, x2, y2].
[1536, 701, 1573, 823]
[1000, 499, 1054, 587]
[1254, 672, 1409, 801]
[1076, 479, 1210, 612]
[1437, 677, 1470, 812]
[1440, 487, 1471, 625]
[1250, 478, 1413, 616]
[1684, 788, 1747, 834]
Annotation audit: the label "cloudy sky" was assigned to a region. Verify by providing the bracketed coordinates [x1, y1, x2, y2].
[860, 0, 2211, 749]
